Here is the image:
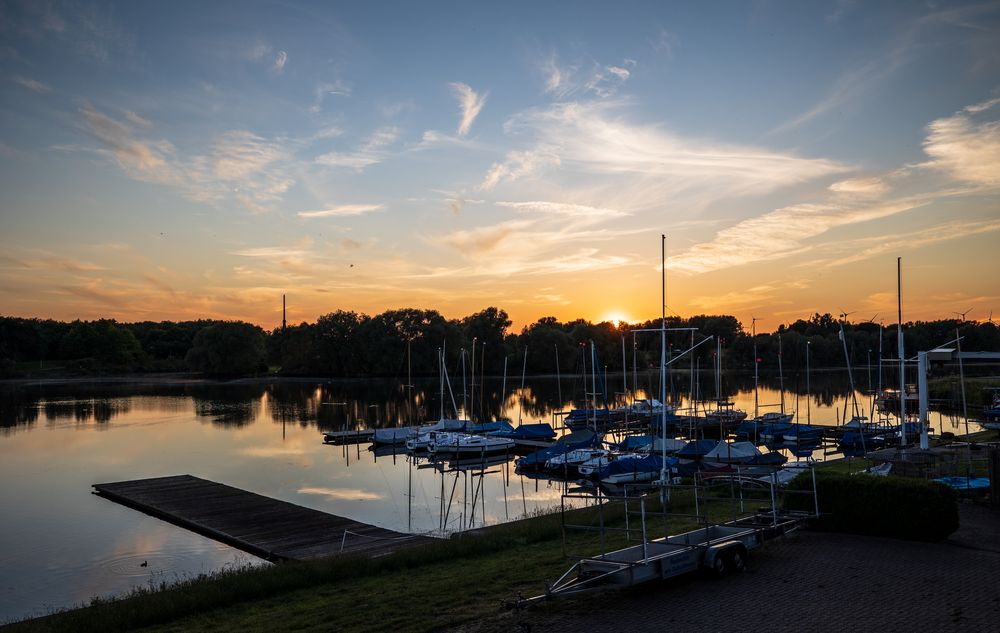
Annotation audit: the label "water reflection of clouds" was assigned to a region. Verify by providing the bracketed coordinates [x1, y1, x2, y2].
[240, 445, 307, 458]
[298, 486, 383, 501]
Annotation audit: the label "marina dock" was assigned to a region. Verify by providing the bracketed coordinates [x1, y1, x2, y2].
[93, 475, 433, 561]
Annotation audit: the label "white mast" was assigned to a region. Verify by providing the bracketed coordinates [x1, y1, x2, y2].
[517, 345, 528, 426]
[621, 335, 627, 407]
[439, 347, 444, 420]
[554, 344, 562, 406]
[806, 340, 811, 425]
[752, 317, 759, 419]
[778, 333, 785, 415]
[660, 234, 668, 487]
[897, 257, 907, 446]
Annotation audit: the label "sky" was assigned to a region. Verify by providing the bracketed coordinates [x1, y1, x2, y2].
[1, 0, 999, 332]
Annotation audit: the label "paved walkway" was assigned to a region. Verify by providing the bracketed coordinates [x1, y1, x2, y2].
[459, 502, 1000, 632]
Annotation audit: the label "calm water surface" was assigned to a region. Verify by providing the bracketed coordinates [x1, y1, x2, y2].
[0, 374, 975, 622]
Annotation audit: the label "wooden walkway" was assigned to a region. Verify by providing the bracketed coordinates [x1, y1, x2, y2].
[93, 475, 434, 562]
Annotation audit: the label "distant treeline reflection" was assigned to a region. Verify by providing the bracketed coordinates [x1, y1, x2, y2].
[1, 309, 997, 379]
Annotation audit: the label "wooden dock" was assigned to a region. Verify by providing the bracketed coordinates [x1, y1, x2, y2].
[93, 475, 433, 561]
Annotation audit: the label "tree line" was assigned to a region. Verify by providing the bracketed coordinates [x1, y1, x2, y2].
[1, 310, 997, 379]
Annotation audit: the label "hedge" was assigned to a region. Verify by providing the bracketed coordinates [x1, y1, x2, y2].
[784, 471, 958, 542]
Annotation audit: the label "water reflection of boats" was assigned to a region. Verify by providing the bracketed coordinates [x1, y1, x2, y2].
[875, 385, 919, 416]
[982, 389, 1000, 430]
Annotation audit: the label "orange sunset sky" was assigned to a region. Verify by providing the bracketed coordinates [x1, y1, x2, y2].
[2, 2, 998, 332]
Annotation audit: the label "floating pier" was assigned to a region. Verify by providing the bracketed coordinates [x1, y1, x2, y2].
[93, 475, 432, 561]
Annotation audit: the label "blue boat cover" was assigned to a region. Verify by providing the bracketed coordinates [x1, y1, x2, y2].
[515, 429, 600, 468]
[600, 454, 678, 477]
[491, 422, 556, 440]
[676, 439, 717, 458]
[933, 476, 990, 490]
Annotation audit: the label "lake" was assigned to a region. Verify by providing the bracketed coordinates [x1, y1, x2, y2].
[0, 372, 976, 622]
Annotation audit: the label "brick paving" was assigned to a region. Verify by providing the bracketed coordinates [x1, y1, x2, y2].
[457, 502, 1000, 633]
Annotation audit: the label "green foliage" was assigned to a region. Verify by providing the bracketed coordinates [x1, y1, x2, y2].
[185, 322, 267, 376]
[785, 471, 959, 541]
[59, 320, 143, 365]
[2, 311, 998, 378]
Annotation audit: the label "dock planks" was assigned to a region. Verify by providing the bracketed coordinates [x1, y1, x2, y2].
[93, 475, 433, 562]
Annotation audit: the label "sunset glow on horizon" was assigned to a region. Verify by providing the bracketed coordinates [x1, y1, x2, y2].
[2, 2, 998, 333]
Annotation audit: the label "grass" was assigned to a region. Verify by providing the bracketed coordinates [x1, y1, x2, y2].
[8, 490, 736, 633]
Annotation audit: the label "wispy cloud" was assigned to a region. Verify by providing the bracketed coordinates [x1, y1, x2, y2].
[14, 75, 51, 93]
[539, 56, 634, 98]
[298, 487, 383, 501]
[310, 80, 352, 112]
[668, 197, 928, 274]
[421, 199, 639, 278]
[650, 28, 679, 58]
[479, 148, 560, 191]
[315, 126, 400, 172]
[483, 100, 846, 203]
[80, 105, 299, 212]
[672, 95, 1000, 275]
[450, 82, 487, 136]
[123, 110, 151, 127]
[298, 204, 384, 219]
[495, 200, 629, 220]
[273, 50, 287, 72]
[816, 218, 1000, 268]
[828, 176, 890, 197]
[922, 98, 1000, 186]
[80, 103, 176, 183]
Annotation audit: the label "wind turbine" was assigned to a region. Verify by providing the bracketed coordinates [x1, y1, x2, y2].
[839, 309, 856, 323]
[952, 308, 973, 322]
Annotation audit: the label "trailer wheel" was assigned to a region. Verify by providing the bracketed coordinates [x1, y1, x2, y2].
[729, 548, 746, 573]
[711, 554, 728, 578]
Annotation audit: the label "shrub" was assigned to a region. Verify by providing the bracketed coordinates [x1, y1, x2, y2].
[785, 471, 958, 542]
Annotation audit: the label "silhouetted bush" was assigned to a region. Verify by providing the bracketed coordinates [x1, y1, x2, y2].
[785, 471, 958, 541]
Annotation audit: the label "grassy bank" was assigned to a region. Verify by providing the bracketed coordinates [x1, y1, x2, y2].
[6, 492, 722, 633]
[8, 449, 990, 633]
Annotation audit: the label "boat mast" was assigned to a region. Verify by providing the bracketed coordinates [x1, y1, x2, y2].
[752, 317, 759, 419]
[717, 336, 724, 439]
[590, 341, 598, 431]
[501, 355, 508, 419]
[621, 335, 627, 408]
[660, 234, 668, 488]
[554, 343, 562, 406]
[632, 333, 637, 405]
[878, 322, 883, 395]
[518, 345, 528, 426]
[470, 337, 477, 421]
[897, 257, 907, 445]
[839, 320, 858, 419]
[778, 333, 785, 415]
[461, 348, 467, 419]
[407, 340, 412, 424]
[479, 341, 485, 421]
[439, 347, 444, 420]
[806, 340, 811, 425]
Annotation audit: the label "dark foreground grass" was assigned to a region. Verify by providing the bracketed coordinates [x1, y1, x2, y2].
[6, 493, 719, 633]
